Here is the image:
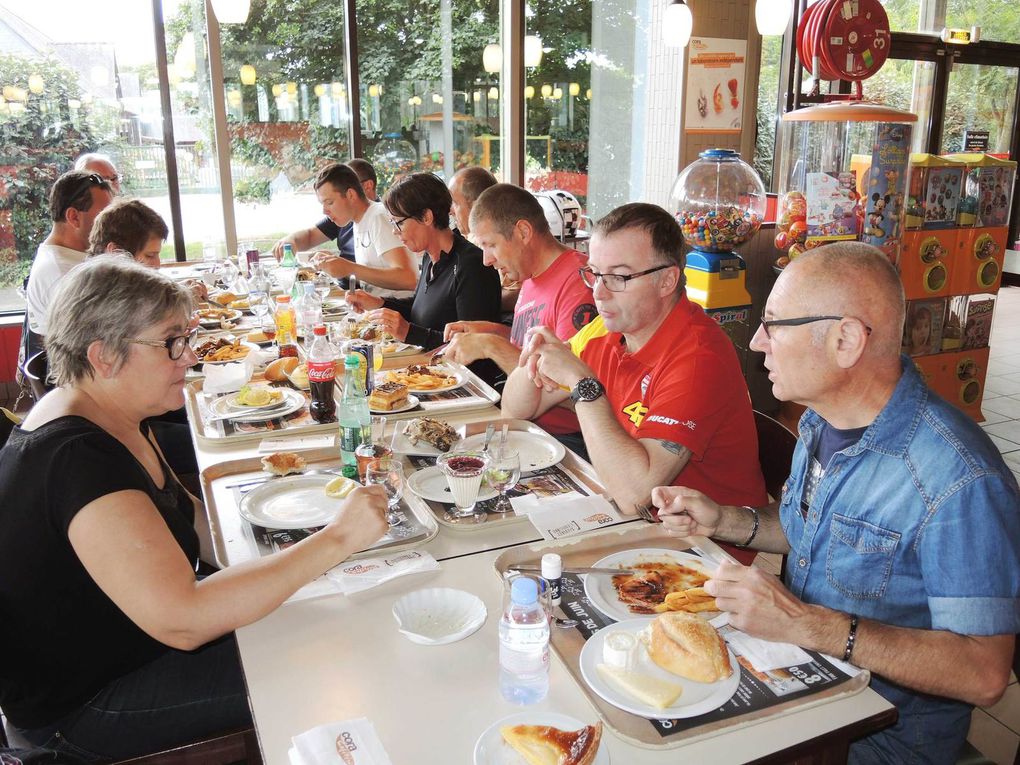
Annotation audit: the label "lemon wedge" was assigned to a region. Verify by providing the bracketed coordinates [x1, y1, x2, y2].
[324, 476, 358, 499]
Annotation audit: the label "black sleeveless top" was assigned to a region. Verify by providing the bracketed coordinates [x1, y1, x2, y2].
[0, 416, 198, 728]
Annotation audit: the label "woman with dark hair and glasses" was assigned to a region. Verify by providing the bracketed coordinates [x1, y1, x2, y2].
[0, 257, 387, 762]
[347, 172, 502, 350]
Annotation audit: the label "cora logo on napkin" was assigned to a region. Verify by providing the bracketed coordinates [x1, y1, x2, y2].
[339, 562, 381, 576]
[335, 730, 357, 765]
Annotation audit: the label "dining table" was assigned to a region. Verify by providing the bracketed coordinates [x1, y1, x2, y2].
[181, 271, 897, 764]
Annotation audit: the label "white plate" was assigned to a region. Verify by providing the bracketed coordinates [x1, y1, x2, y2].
[238, 474, 352, 529]
[406, 465, 498, 504]
[208, 387, 306, 422]
[221, 388, 289, 411]
[196, 308, 243, 326]
[579, 618, 740, 719]
[379, 364, 467, 394]
[370, 393, 420, 414]
[378, 341, 422, 358]
[583, 549, 712, 623]
[473, 712, 610, 765]
[198, 340, 261, 365]
[391, 588, 487, 645]
[459, 430, 566, 472]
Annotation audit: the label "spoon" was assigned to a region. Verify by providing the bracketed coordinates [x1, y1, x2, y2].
[481, 422, 496, 452]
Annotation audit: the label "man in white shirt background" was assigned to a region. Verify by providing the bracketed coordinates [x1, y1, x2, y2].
[74, 152, 123, 194]
[24, 171, 115, 359]
[309, 162, 418, 299]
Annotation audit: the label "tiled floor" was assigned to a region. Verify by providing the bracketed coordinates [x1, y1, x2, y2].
[968, 283, 1020, 764]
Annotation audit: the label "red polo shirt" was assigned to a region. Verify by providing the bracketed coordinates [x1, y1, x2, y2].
[571, 295, 767, 563]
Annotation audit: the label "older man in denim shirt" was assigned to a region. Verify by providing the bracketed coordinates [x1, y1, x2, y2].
[654, 242, 1019, 765]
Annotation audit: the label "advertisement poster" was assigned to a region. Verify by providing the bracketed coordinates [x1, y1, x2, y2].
[685, 37, 745, 134]
[805, 171, 860, 243]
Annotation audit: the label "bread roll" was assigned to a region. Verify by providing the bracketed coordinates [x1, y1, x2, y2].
[265, 356, 299, 381]
[647, 612, 732, 683]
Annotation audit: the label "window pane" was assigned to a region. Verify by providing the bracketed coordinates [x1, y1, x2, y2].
[864, 58, 934, 153]
[217, 0, 351, 253]
[915, 0, 1020, 42]
[0, 1, 169, 307]
[356, 0, 502, 193]
[942, 63, 1018, 154]
[754, 35, 783, 191]
[881, 0, 921, 32]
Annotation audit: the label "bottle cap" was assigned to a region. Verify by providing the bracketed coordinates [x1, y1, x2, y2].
[510, 577, 539, 605]
[277, 295, 291, 303]
[541, 553, 562, 579]
[313, 324, 327, 336]
[344, 353, 359, 368]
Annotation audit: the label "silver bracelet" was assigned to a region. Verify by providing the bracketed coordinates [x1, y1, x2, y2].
[735, 505, 759, 548]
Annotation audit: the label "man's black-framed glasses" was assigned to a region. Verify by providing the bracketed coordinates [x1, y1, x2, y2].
[759, 314, 873, 339]
[389, 215, 411, 233]
[130, 327, 199, 360]
[578, 263, 675, 292]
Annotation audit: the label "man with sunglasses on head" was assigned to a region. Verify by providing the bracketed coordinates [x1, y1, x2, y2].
[74, 152, 123, 194]
[503, 203, 766, 563]
[307, 162, 417, 298]
[652, 242, 1019, 765]
[24, 170, 115, 360]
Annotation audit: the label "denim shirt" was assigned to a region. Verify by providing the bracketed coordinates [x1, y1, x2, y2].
[781, 358, 1020, 765]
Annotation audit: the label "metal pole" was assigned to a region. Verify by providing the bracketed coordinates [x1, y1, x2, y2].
[503, 0, 525, 184]
[151, 0, 186, 261]
[344, 0, 363, 158]
[441, 0, 454, 178]
[204, 1, 238, 260]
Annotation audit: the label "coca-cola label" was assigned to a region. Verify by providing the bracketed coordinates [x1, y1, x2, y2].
[307, 360, 336, 384]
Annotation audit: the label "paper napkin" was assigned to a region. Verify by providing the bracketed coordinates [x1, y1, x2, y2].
[258, 435, 335, 454]
[325, 550, 440, 595]
[202, 360, 252, 394]
[289, 718, 393, 765]
[520, 494, 626, 540]
[724, 628, 812, 673]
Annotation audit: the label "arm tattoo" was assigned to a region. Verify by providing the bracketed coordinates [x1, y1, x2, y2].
[657, 439, 691, 457]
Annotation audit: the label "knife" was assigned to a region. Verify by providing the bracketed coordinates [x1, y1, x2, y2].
[508, 565, 636, 576]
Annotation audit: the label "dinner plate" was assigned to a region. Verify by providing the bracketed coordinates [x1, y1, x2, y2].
[370, 393, 420, 415]
[406, 465, 498, 504]
[459, 430, 566, 472]
[219, 387, 290, 412]
[238, 474, 353, 529]
[208, 387, 305, 422]
[583, 549, 712, 623]
[379, 365, 466, 394]
[198, 340, 260, 365]
[196, 308, 242, 327]
[579, 618, 740, 719]
[473, 712, 610, 765]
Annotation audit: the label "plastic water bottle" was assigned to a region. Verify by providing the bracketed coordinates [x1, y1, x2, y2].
[295, 282, 323, 345]
[499, 577, 550, 704]
[339, 354, 371, 479]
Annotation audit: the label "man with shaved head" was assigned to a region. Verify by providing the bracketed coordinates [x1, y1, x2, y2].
[654, 242, 1020, 764]
[447, 166, 496, 236]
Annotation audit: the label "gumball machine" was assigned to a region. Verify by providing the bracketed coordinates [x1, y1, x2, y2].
[774, 103, 916, 269]
[669, 148, 767, 358]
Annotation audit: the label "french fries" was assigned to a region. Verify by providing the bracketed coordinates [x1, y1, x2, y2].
[653, 586, 719, 614]
[202, 340, 250, 362]
[384, 366, 456, 390]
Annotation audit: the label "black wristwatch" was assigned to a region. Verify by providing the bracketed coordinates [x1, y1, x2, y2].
[570, 376, 605, 404]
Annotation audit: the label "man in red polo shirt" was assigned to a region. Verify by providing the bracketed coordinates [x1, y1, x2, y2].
[503, 202, 766, 562]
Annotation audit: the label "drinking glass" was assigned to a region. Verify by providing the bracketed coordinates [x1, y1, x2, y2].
[365, 457, 405, 528]
[313, 271, 334, 302]
[355, 416, 391, 481]
[485, 446, 520, 514]
[436, 450, 490, 523]
[249, 289, 270, 319]
[259, 312, 278, 353]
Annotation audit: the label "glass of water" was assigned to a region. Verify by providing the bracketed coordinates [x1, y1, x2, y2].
[365, 457, 405, 528]
[485, 446, 520, 514]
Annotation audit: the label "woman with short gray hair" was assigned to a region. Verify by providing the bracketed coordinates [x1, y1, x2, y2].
[0, 256, 387, 761]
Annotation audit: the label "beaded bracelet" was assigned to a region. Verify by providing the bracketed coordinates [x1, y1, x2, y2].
[843, 614, 859, 663]
[734, 505, 760, 548]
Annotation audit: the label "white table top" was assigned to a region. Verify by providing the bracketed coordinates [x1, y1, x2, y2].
[191, 396, 894, 764]
[236, 547, 894, 765]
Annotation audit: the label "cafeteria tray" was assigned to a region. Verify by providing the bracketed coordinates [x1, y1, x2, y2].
[199, 447, 440, 570]
[402, 418, 616, 532]
[184, 361, 501, 446]
[493, 526, 871, 750]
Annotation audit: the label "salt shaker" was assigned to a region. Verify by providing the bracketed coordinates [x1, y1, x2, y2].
[541, 553, 562, 608]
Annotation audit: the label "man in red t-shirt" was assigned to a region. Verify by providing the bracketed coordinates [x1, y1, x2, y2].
[503, 203, 766, 563]
[440, 183, 597, 438]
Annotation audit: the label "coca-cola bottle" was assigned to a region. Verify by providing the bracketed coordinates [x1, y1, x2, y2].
[307, 324, 338, 423]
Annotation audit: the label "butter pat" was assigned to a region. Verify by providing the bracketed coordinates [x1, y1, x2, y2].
[602, 630, 637, 669]
[596, 664, 684, 709]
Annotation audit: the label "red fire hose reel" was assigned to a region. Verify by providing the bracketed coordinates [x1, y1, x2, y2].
[797, 0, 891, 94]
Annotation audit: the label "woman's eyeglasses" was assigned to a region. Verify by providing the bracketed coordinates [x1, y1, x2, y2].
[389, 216, 412, 233]
[578, 263, 674, 292]
[129, 327, 199, 360]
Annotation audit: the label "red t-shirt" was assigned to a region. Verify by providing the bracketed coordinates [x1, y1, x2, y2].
[510, 249, 597, 434]
[571, 295, 767, 563]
